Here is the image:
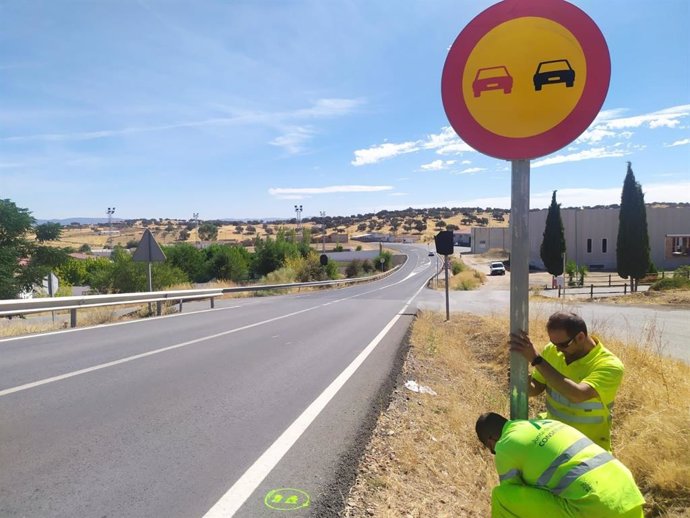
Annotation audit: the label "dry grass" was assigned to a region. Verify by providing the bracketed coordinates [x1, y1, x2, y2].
[592, 289, 690, 307]
[344, 312, 690, 518]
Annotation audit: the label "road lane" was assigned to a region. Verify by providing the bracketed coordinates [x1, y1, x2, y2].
[0, 245, 433, 517]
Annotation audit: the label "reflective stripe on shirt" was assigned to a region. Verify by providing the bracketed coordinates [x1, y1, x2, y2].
[546, 401, 604, 424]
[546, 387, 605, 410]
[499, 468, 522, 482]
[535, 436, 594, 487]
[551, 452, 615, 495]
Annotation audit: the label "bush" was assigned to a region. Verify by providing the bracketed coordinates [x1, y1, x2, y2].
[673, 265, 690, 279]
[346, 259, 363, 278]
[451, 259, 466, 275]
[650, 277, 690, 291]
[362, 259, 374, 273]
[78, 244, 91, 253]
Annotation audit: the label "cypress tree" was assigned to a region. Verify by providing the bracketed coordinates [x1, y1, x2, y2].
[616, 162, 650, 291]
[540, 191, 566, 276]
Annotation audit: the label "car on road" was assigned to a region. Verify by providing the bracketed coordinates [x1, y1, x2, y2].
[472, 66, 513, 97]
[428, 251, 435, 256]
[489, 261, 506, 275]
[533, 59, 575, 91]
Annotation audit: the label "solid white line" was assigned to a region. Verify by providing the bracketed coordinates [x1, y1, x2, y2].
[0, 301, 259, 344]
[202, 279, 428, 518]
[0, 263, 430, 398]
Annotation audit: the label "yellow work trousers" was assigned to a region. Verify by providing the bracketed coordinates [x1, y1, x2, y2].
[492, 484, 644, 518]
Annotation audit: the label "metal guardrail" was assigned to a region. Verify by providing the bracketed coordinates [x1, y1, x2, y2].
[0, 263, 402, 328]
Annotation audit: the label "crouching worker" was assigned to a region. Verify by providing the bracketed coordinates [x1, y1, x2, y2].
[476, 412, 645, 518]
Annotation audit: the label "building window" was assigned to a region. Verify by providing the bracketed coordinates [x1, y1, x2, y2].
[602, 238, 607, 253]
[587, 238, 592, 253]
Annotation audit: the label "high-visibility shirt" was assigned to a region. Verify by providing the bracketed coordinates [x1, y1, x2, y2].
[531, 336, 623, 451]
[495, 419, 645, 513]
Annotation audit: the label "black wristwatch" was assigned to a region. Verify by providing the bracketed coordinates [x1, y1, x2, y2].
[531, 355, 544, 367]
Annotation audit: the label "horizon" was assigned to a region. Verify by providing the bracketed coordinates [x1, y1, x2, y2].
[2, 1, 688, 220]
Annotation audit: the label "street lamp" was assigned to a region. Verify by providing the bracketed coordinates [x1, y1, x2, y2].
[294, 204, 303, 231]
[106, 207, 116, 239]
[320, 211, 326, 252]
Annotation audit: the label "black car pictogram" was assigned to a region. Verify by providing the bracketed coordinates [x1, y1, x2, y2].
[533, 59, 575, 91]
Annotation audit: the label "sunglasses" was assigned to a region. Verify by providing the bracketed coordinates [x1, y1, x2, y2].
[553, 336, 576, 348]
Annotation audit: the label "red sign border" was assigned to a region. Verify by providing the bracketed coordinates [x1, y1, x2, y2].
[441, 0, 611, 160]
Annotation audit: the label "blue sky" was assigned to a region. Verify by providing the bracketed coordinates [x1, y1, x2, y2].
[1, 0, 688, 221]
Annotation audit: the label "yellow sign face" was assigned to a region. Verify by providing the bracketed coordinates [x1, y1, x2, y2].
[462, 17, 587, 139]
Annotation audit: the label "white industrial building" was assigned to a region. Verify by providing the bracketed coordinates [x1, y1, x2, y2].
[470, 205, 690, 271]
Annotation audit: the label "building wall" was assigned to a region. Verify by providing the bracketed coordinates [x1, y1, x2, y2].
[472, 206, 690, 271]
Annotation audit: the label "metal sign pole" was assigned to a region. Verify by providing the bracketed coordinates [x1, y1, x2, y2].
[444, 255, 450, 321]
[148, 262, 153, 292]
[510, 159, 530, 420]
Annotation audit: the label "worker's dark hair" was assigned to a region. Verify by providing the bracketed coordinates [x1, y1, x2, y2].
[475, 412, 508, 445]
[546, 311, 588, 337]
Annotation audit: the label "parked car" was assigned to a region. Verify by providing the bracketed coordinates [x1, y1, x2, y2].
[472, 66, 513, 97]
[533, 59, 575, 91]
[489, 261, 506, 275]
[428, 251, 435, 256]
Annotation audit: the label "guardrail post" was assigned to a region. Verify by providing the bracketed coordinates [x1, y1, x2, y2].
[558, 286, 561, 298]
[179, 300, 183, 313]
[624, 283, 627, 295]
[70, 308, 77, 328]
[590, 284, 594, 299]
[156, 301, 162, 316]
[210, 297, 215, 309]
[608, 274, 611, 286]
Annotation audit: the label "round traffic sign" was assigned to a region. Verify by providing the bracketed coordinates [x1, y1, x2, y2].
[442, 0, 610, 160]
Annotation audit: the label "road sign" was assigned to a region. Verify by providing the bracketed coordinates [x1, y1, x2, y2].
[434, 230, 454, 256]
[442, 0, 610, 160]
[132, 229, 166, 263]
[42, 272, 59, 297]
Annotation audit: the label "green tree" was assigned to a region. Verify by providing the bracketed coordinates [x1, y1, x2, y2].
[616, 162, 650, 292]
[0, 199, 69, 299]
[540, 190, 566, 276]
[204, 244, 250, 282]
[198, 223, 218, 241]
[34, 222, 62, 242]
[252, 230, 302, 277]
[164, 243, 207, 282]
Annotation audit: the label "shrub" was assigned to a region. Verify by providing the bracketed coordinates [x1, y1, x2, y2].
[650, 277, 690, 291]
[346, 259, 363, 278]
[673, 265, 690, 279]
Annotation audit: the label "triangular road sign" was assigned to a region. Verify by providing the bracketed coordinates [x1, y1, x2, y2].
[132, 229, 166, 262]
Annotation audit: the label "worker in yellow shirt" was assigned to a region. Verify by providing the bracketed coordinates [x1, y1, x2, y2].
[476, 412, 645, 517]
[510, 311, 624, 451]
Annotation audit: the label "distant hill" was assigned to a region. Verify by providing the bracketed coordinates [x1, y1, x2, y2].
[35, 218, 124, 225]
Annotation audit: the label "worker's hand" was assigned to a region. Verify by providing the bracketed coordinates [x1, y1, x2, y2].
[509, 331, 539, 363]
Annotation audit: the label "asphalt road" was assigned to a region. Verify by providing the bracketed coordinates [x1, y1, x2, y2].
[0, 245, 434, 518]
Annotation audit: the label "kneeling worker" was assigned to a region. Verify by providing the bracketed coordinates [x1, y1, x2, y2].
[476, 412, 645, 518]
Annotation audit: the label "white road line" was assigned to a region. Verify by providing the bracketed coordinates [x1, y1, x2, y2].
[0, 302, 259, 344]
[0, 263, 430, 398]
[202, 279, 429, 518]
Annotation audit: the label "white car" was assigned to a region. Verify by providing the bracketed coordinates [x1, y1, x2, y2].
[489, 261, 506, 276]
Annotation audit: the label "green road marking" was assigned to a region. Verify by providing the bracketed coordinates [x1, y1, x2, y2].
[264, 488, 311, 511]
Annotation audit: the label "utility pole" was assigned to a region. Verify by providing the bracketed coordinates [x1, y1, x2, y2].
[193, 212, 199, 245]
[106, 207, 116, 245]
[320, 210, 326, 252]
[294, 205, 303, 232]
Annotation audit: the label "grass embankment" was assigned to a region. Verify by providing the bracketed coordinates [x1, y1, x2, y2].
[434, 258, 486, 291]
[344, 312, 690, 518]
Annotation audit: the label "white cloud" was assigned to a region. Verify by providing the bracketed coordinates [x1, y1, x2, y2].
[461, 160, 472, 164]
[1, 98, 363, 144]
[665, 138, 690, 147]
[420, 159, 456, 171]
[269, 185, 394, 197]
[600, 104, 690, 130]
[270, 126, 315, 154]
[532, 147, 631, 168]
[351, 141, 419, 166]
[458, 167, 486, 174]
[351, 126, 475, 166]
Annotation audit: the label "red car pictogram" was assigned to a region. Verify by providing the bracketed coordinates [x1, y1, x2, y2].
[472, 66, 513, 97]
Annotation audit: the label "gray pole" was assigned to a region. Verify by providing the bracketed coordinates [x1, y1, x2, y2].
[444, 255, 450, 321]
[148, 262, 153, 292]
[510, 159, 530, 420]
